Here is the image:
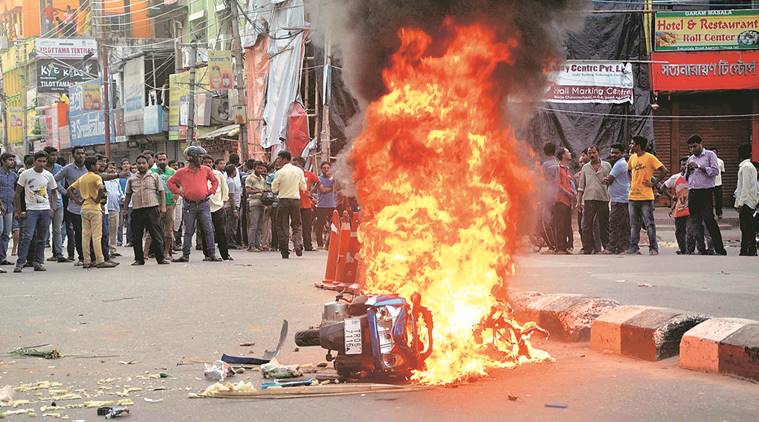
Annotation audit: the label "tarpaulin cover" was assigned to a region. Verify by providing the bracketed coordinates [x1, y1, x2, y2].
[522, 0, 655, 157]
[286, 101, 310, 157]
[243, 0, 306, 150]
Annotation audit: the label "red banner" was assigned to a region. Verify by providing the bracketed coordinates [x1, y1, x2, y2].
[651, 50, 759, 91]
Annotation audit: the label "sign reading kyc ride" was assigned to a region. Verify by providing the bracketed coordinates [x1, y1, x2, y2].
[545, 61, 634, 104]
[655, 9, 759, 51]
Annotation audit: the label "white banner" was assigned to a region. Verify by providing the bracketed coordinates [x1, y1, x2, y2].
[35, 38, 97, 60]
[546, 61, 634, 104]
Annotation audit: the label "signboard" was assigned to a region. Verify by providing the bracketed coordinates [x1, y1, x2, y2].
[545, 61, 634, 104]
[37, 59, 99, 93]
[655, 10, 759, 51]
[35, 38, 97, 60]
[8, 107, 23, 128]
[68, 80, 118, 146]
[650, 51, 759, 92]
[168, 69, 208, 140]
[123, 56, 145, 136]
[207, 50, 233, 91]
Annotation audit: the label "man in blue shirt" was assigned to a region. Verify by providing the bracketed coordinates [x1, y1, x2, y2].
[0, 152, 19, 270]
[55, 146, 88, 265]
[43, 146, 68, 262]
[314, 161, 336, 249]
[603, 144, 630, 255]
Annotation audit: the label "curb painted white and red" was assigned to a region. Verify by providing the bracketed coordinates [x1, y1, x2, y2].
[509, 290, 759, 382]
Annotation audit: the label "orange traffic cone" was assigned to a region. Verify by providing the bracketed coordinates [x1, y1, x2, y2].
[333, 211, 352, 286]
[340, 212, 361, 285]
[322, 210, 340, 284]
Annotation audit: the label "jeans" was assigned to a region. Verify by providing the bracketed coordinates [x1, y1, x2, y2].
[314, 207, 335, 248]
[300, 208, 314, 250]
[608, 202, 629, 254]
[100, 212, 110, 262]
[277, 198, 303, 255]
[64, 208, 79, 260]
[581, 200, 609, 253]
[205, 209, 229, 259]
[81, 208, 104, 265]
[738, 205, 757, 256]
[126, 208, 133, 245]
[0, 210, 13, 262]
[108, 211, 119, 253]
[628, 200, 657, 252]
[16, 210, 52, 267]
[132, 206, 164, 263]
[553, 202, 572, 252]
[688, 188, 726, 255]
[44, 206, 64, 258]
[247, 204, 265, 249]
[70, 212, 84, 261]
[181, 199, 215, 259]
[224, 206, 239, 247]
[118, 206, 128, 245]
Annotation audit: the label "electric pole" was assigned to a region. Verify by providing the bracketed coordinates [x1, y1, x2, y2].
[186, 41, 197, 145]
[96, 0, 112, 157]
[227, 0, 249, 160]
[319, 30, 332, 165]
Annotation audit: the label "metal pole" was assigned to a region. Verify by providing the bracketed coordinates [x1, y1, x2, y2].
[228, 0, 249, 160]
[187, 41, 197, 145]
[319, 30, 331, 165]
[20, 42, 28, 154]
[97, 0, 112, 158]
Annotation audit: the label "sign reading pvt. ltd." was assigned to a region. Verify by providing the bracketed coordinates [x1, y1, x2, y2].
[655, 10, 759, 51]
[545, 61, 634, 104]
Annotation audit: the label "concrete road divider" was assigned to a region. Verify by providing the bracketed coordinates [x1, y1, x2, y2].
[591, 306, 709, 361]
[680, 318, 759, 381]
[510, 292, 619, 342]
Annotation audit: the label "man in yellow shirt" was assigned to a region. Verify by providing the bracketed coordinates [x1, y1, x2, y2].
[272, 150, 306, 259]
[627, 136, 668, 255]
[68, 157, 118, 268]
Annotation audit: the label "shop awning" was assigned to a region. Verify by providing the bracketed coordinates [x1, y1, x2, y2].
[203, 124, 240, 140]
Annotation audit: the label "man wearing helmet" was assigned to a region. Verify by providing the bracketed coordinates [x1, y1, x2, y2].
[167, 146, 221, 262]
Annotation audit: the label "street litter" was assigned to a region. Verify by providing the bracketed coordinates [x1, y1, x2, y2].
[0, 385, 14, 402]
[0, 408, 36, 417]
[508, 394, 519, 401]
[204, 360, 235, 382]
[118, 361, 136, 365]
[261, 359, 303, 379]
[545, 402, 568, 409]
[114, 387, 142, 397]
[221, 321, 288, 365]
[97, 405, 130, 419]
[9, 345, 61, 360]
[239, 342, 255, 347]
[260, 379, 316, 389]
[143, 398, 163, 403]
[192, 382, 427, 399]
[638, 283, 654, 288]
[83, 399, 134, 408]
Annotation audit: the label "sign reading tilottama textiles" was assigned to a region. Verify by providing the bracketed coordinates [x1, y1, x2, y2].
[655, 9, 759, 51]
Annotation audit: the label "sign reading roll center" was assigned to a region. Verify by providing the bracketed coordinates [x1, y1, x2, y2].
[545, 61, 634, 104]
[655, 9, 759, 52]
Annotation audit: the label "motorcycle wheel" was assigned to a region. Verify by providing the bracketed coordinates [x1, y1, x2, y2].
[294, 328, 321, 347]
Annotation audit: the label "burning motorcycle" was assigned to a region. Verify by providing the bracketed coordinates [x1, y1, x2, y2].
[295, 292, 433, 380]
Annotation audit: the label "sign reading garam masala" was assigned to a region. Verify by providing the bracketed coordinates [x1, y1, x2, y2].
[545, 61, 634, 104]
[655, 9, 759, 51]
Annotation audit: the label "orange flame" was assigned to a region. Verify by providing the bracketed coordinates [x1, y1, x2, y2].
[349, 21, 549, 385]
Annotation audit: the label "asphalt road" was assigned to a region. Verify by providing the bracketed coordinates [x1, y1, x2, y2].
[1, 238, 757, 421]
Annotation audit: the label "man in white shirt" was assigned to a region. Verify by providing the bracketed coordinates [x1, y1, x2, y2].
[734, 144, 758, 256]
[105, 162, 124, 257]
[14, 151, 58, 272]
[203, 157, 231, 261]
[713, 148, 725, 219]
[272, 150, 306, 259]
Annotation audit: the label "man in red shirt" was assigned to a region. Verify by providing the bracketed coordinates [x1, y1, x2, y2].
[554, 147, 575, 255]
[167, 146, 221, 262]
[293, 157, 319, 251]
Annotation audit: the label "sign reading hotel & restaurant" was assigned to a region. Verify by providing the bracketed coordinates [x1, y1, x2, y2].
[655, 9, 759, 51]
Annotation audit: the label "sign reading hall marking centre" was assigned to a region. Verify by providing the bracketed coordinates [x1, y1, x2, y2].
[545, 61, 634, 104]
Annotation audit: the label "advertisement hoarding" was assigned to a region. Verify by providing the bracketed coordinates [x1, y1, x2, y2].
[655, 9, 759, 51]
[37, 59, 99, 93]
[123, 56, 145, 136]
[207, 51, 234, 91]
[545, 61, 634, 104]
[650, 50, 759, 91]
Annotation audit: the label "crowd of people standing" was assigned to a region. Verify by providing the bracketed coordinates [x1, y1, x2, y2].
[0, 145, 349, 274]
[541, 136, 759, 256]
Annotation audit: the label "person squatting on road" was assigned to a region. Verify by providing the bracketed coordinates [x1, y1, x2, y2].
[167, 146, 221, 263]
[272, 150, 306, 259]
